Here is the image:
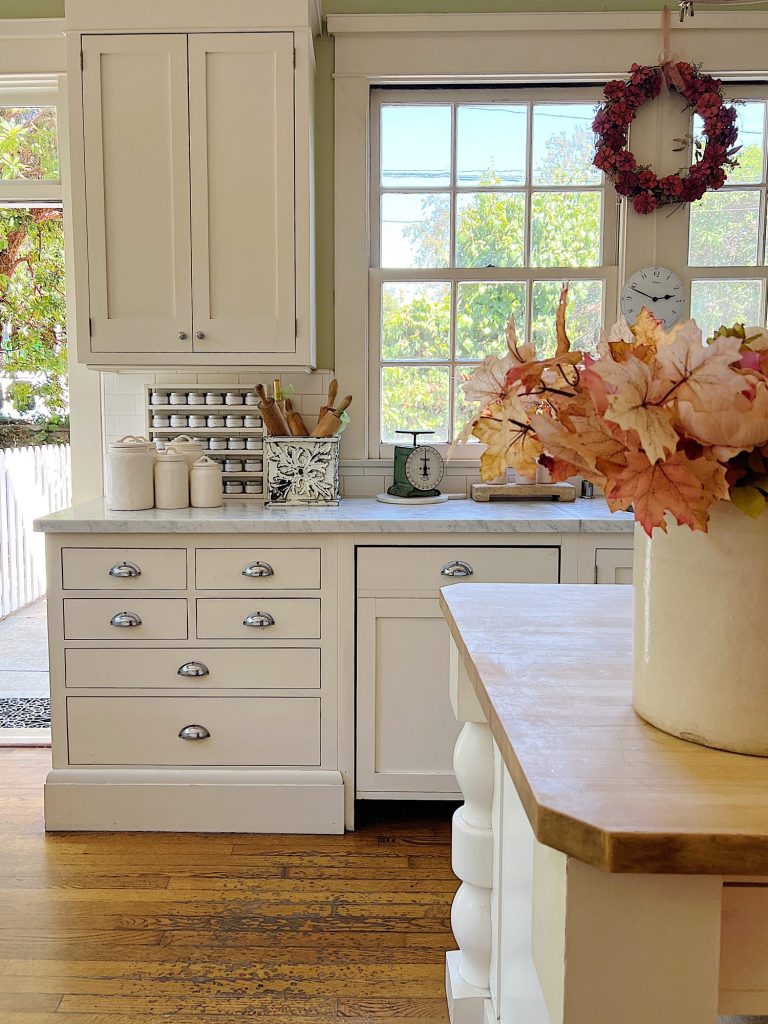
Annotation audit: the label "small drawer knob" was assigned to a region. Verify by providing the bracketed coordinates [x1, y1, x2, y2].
[195, 331, 206, 340]
[177, 661, 209, 678]
[110, 611, 142, 628]
[178, 724, 210, 741]
[242, 561, 274, 579]
[243, 611, 275, 628]
[440, 560, 474, 578]
[177, 331, 188, 341]
[108, 561, 141, 579]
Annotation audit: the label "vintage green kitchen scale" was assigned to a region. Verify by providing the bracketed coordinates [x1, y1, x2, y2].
[377, 430, 449, 505]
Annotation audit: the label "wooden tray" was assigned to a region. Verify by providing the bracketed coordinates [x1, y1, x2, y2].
[471, 482, 576, 502]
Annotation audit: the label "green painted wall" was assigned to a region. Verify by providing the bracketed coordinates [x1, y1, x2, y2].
[0, 0, 718, 365]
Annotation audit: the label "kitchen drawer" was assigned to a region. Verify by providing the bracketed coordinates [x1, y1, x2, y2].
[65, 647, 321, 690]
[196, 598, 320, 640]
[63, 599, 188, 640]
[66, 696, 320, 766]
[195, 548, 321, 590]
[61, 547, 187, 590]
[356, 545, 559, 593]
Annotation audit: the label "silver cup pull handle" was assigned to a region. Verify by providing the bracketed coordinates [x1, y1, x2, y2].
[110, 611, 142, 628]
[242, 561, 275, 579]
[243, 611, 275, 628]
[178, 724, 210, 741]
[440, 560, 474, 578]
[177, 661, 210, 678]
[108, 561, 141, 579]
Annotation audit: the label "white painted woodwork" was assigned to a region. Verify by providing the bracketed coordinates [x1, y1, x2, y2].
[356, 545, 559, 593]
[195, 547, 321, 590]
[66, 695, 321, 766]
[63, 597, 188, 640]
[81, 35, 193, 354]
[357, 597, 460, 796]
[720, 884, 768, 1014]
[196, 597, 320, 640]
[61, 546, 187, 590]
[64, 646, 321, 690]
[594, 546, 633, 585]
[188, 33, 296, 356]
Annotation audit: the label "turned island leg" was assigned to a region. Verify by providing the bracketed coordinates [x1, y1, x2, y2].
[446, 640, 495, 1024]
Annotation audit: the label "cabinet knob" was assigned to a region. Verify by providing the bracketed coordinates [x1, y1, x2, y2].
[177, 331, 188, 341]
[440, 560, 474, 578]
[195, 331, 205, 340]
[178, 724, 210, 741]
[108, 561, 141, 579]
[242, 561, 274, 579]
[177, 661, 210, 678]
[243, 611, 275, 628]
[110, 610, 142, 628]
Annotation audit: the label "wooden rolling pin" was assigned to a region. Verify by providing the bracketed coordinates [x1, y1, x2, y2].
[255, 384, 290, 436]
[311, 395, 352, 438]
[285, 399, 309, 437]
[318, 378, 339, 423]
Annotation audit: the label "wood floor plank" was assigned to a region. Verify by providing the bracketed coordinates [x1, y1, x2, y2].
[0, 749, 454, 1022]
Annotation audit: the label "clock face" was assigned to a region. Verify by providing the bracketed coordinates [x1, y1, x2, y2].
[620, 267, 685, 330]
[404, 445, 445, 491]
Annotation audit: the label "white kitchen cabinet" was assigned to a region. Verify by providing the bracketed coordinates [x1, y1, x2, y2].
[70, 9, 316, 367]
[594, 546, 634, 584]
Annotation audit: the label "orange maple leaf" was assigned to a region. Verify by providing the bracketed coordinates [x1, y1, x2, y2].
[590, 355, 678, 464]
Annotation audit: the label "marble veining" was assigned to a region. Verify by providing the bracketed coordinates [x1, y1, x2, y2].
[35, 497, 634, 534]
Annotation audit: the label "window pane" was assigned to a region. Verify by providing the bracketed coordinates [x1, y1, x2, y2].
[454, 366, 481, 438]
[690, 278, 762, 337]
[694, 101, 764, 186]
[381, 365, 451, 443]
[456, 281, 526, 361]
[456, 192, 525, 268]
[381, 281, 451, 360]
[456, 105, 527, 186]
[531, 280, 604, 357]
[380, 105, 451, 187]
[0, 107, 59, 180]
[530, 191, 601, 267]
[689, 190, 760, 267]
[532, 104, 600, 186]
[381, 193, 450, 268]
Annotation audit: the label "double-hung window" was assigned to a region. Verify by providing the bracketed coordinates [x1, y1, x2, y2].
[368, 86, 619, 455]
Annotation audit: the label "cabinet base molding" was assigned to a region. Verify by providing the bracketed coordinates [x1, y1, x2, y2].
[44, 768, 345, 833]
[445, 949, 491, 1024]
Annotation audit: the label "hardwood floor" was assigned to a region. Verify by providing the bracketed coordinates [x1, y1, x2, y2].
[0, 748, 457, 1022]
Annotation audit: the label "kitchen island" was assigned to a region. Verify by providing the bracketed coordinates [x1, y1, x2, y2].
[441, 583, 768, 1024]
[35, 498, 633, 833]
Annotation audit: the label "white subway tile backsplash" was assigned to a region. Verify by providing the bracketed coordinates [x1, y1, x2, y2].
[341, 475, 385, 498]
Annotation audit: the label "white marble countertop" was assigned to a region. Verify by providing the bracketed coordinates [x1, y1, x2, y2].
[34, 497, 634, 534]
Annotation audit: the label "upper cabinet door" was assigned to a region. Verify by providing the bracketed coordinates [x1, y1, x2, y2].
[81, 35, 193, 354]
[188, 34, 296, 355]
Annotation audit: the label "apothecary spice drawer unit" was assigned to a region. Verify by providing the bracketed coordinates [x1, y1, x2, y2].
[43, 534, 342, 833]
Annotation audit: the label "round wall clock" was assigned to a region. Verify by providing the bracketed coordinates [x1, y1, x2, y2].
[620, 267, 685, 330]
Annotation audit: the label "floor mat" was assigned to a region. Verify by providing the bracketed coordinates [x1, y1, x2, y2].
[0, 697, 51, 728]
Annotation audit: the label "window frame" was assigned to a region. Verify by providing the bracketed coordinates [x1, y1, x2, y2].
[367, 85, 620, 459]
[0, 78, 62, 206]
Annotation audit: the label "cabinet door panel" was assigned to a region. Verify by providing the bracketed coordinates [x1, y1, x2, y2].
[188, 33, 296, 354]
[81, 35, 192, 353]
[357, 597, 461, 797]
[594, 548, 633, 585]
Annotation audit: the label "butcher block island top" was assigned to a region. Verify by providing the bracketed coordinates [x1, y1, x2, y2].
[440, 583, 768, 876]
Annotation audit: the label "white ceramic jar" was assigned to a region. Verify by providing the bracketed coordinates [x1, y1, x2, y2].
[225, 415, 244, 428]
[207, 414, 225, 428]
[169, 392, 187, 406]
[225, 392, 244, 406]
[244, 392, 260, 406]
[152, 415, 171, 428]
[154, 450, 189, 509]
[190, 457, 224, 508]
[245, 437, 262, 451]
[209, 438, 228, 451]
[243, 414, 262, 428]
[245, 480, 263, 494]
[187, 391, 205, 405]
[244, 458, 263, 472]
[150, 390, 169, 406]
[106, 436, 155, 511]
[225, 481, 244, 494]
[224, 459, 243, 473]
[188, 414, 208, 428]
[205, 392, 223, 406]
[227, 437, 246, 450]
[170, 414, 188, 429]
[166, 435, 204, 470]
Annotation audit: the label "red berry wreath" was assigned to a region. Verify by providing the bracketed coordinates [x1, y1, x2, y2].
[593, 62, 739, 214]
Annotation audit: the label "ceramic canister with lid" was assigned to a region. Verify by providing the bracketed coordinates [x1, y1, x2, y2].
[190, 457, 224, 508]
[205, 391, 223, 406]
[154, 449, 189, 509]
[166, 434, 204, 470]
[106, 435, 155, 511]
[225, 392, 244, 406]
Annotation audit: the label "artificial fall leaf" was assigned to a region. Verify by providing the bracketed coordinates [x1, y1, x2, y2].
[590, 355, 678, 464]
[462, 352, 517, 409]
[630, 307, 665, 347]
[675, 382, 768, 457]
[655, 330, 746, 410]
[555, 284, 571, 356]
[473, 399, 542, 481]
[506, 314, 536, 364]
[505, 351, 581, 395]
[685, 457, 730, 531]
[603, 450, 715, 535]
[731, 484, 767, 519]
[531, 407, 629, 480]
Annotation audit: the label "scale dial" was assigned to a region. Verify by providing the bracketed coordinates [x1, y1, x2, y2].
[404, 445, 445, 491]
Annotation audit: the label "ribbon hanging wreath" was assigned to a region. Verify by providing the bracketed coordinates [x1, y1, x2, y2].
[592, 11, 740, 214]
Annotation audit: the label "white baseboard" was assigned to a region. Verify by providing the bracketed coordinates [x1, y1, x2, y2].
[44, 767, 345, 833]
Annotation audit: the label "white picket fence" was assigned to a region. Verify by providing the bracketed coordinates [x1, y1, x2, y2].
[0, 444, 71, 620]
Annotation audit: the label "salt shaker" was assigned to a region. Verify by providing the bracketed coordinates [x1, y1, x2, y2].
[190, 456, 224, 508]
[154, 449, 189, 509]
[106, 436, 155, 511]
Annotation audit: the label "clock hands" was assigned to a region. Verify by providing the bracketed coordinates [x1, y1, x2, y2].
[632, 285, 675, 303]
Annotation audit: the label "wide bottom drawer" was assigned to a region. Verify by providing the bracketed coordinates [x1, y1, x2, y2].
[66, 696, 321, 767]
